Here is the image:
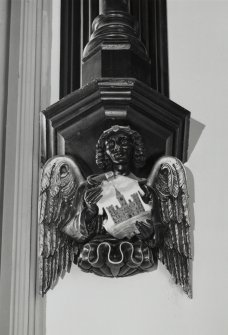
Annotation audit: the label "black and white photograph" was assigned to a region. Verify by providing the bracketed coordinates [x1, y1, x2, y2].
[0, 1, 227, 335]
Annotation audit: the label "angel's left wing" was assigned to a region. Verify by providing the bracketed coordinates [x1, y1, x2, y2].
[39, 156, 84, 295]
[147, 156, 192, 297]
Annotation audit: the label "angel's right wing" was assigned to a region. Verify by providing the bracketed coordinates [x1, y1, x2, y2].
[39, 156, 84, 295]
[147, 156, 192, 296]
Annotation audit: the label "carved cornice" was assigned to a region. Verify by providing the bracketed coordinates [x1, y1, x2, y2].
[43, 78, 190, 177]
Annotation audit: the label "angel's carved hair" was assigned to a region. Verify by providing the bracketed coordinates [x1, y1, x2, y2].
[96, 125, 146, 171]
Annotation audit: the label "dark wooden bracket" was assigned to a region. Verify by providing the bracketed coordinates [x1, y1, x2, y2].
[42, 78, 189, 178]
[43, 0, 190, 176]
[40, 0, 192, 294]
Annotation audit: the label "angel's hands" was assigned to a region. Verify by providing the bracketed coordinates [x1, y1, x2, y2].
[87, 175, 102, 188]
[135, 220, 167, 244]
[135, 219, 154, 240]
[138, 180, 153, 204]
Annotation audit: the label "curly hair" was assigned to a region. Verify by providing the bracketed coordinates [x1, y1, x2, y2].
[96, 125, 146, 171]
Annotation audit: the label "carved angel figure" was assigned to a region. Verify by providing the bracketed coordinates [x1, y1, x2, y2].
[39, 125, 191, 296]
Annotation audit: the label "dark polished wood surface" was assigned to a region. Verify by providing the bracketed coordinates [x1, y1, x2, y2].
[43, 78, 189, 175]
[60, 0, 169, 98]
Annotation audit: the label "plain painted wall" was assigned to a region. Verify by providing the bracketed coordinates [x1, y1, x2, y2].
[46, 1, 228, 334]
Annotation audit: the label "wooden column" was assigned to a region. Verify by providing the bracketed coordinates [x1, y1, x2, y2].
[99, 0, 130, 13]
[60, 0, 169, 97]
[82, 0, 151, 86]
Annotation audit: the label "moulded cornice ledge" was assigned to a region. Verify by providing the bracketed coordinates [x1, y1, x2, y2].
[43, 78, 190, 175]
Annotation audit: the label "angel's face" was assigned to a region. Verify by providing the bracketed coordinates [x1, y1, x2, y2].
[105, 132, 133, 165]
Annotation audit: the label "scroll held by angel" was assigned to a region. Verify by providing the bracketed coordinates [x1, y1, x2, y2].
[39, 125, 192, 297]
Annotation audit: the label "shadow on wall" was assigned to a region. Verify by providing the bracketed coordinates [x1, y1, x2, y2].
[186, 116, 205, 250]
[188, 118, 205, 159]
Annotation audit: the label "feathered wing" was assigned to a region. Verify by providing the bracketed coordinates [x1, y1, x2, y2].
[39, 156, 84, 295]
[147, 156, 192, 296]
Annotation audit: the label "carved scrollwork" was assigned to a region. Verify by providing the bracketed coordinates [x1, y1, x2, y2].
[78, 238, 156, 277]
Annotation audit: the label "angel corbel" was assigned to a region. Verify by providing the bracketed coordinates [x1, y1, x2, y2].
[39, 125, 191, 296]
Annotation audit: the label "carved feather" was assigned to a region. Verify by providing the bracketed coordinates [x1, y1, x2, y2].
[39, 156, 84, 295]
[147, 156, 192, 297]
